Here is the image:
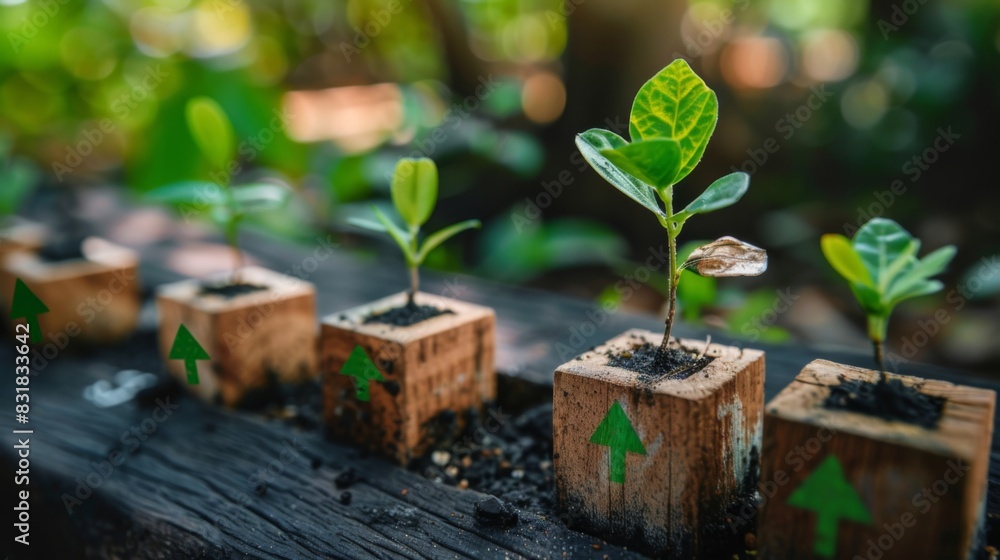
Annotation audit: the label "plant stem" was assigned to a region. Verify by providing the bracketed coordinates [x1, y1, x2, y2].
[867, 314, 888, 383]
[407, 265, 418, 308]
[873, 339, 885, 382]
[656, 192, 678, 364]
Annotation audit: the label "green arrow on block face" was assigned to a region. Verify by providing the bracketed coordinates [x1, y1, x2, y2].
[340, 345, 385, 401]
[787, 454, 873, 557]
[589, 401, 646, 484]
[169, 324, 210, 385]
[10, 278, 48, 343]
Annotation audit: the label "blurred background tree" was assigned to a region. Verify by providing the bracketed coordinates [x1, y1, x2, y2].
[1, 0, 998, 374]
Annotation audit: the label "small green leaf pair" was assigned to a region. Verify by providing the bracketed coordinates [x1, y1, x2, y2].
[348, 158, 480, 307]
[821, 218, 956, 373]
[576, 59, 765, 361]
[146, 97, 291, 283]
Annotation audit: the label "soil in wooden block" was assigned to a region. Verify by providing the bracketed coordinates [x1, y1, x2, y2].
[322, 291, 495, 465]
[156, 266, 318, 407]
[553, 328, 765, 558]
[0, 236, 140, 345]
[758, 359, 995, 560]
[824, 375, 944, 429]
[363, 303, 453, 326]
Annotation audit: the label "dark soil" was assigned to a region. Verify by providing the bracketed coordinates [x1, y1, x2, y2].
[606, 341, 713, 381]
[199, 282, 268, 299]
[824, 376, 944, 429]
[38, 235, 86, 262]
[363, 303, 453, 327]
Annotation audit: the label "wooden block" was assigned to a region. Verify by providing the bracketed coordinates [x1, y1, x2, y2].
[553, 328, 765, 557]
[156, 266, 317, 406]
[0, 236, 140, 345]
[0, 217, 45, 260]
[758, 359, 995, 560]
[321, 291, 496, 465]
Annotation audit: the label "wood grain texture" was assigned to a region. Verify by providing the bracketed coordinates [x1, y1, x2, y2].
[553, 328, 765, 557]
[156, 266, 318, 406]
[0, 236, 140, 344]
[1, 336, 640, 560]
[322, 291, 496, 465]
[758, 359, 995, 560]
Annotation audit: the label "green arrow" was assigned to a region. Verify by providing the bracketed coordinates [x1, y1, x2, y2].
[340, 345, 385, 401]
[10, 278, 48, 343]
[787, 454, 872, 557]
[168, 324, 210, 385]
[589, 401, 646, 484]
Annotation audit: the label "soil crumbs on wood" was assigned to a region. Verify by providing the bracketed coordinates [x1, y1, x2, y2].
[363, 304, 453, 327]
[606, 341, 713, 381]
[824, 376, 944, 429]
[199, 283, 268, 299]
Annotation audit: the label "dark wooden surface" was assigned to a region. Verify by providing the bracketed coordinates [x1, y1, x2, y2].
[4, 226, 998, 559]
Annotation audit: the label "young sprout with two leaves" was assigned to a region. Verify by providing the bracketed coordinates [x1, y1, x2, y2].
[147, 97, 291, 285]
[348, 158, 480, 308]
[821, 218, 956, 381]
[576, 59, 766, 365]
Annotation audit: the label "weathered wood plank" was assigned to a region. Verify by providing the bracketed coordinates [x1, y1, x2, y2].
[5, 225, 998, 558]
[4, 334, 640, 559]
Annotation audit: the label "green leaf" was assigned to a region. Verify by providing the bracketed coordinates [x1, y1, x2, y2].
[676, 172, 749, 220]
[629, 59, 718, 184]
[599, 138, 682, 189]
[391, 158, 438, 228]
[886, 245, 955, 302]
[821, 233, 873, 287]
[416, 219, 481, 264]
[230, 183, 290, 214]
[186, 97, 235, 172]
[575, 129, 664, 217]
[145, 181, 219, 205]
[853, 218, 919, 292]
[888, 279, 945, 307]
[372, 206, 416, 264]
[347, 217, 387, 233]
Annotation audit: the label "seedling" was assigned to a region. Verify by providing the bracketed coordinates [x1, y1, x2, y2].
[147, 97, 290, 285]
[821, 217, 955, 379]
[348, 157, 480, 308]
[576, 59, 765, 365]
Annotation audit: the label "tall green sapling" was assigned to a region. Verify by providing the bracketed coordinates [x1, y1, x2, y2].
[821, 218, 956, 382]
[576, 59, 766, 366]
[147, 97, 291, 286]
[348, 157, 480, 308]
